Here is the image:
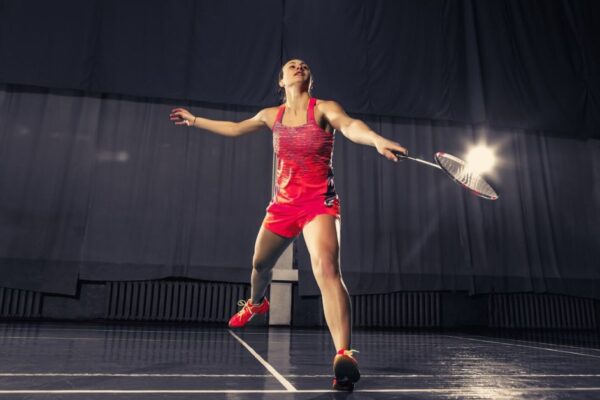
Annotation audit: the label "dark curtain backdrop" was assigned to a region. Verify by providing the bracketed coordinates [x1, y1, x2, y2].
[0, 85, 273, 295]
[1, 85, 599, 298]
[0, 0, 598, 135]
[1, 0, 599, 298]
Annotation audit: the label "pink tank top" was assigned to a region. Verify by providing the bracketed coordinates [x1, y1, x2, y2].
[271, 98, 337, 206]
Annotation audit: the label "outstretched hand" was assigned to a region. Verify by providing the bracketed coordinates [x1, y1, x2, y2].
[374, 137, 408, 162]
[170, 108, 196, 126]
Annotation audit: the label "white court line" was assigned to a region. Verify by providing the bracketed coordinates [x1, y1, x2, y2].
[0, 373, 270, 378]
[358, 374, 600, 378]
[0, 336, 105, 341]
[0, 328, 326, 338]
[10, 327, 234, 335]
[8, 325, 600, 351]
[0, 335, 236, 344]
[3, 325, 600, 353]
[0, 388, 599, 394]
[15, 325, 600, 349]
[444, 334, 600, 359]
[0, 326, 326, 337]
[0, 328, 322, 339]
[467, 333, 600, 354]
[0, 329, 600, 358]
[228, 330, 297, 392]
[1, 372, 600, 378]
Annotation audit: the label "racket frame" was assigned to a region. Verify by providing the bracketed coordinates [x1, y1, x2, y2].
[393, 151, 499, 201]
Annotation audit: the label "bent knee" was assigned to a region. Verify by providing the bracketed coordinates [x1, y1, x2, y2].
[252, 257, 275, 273]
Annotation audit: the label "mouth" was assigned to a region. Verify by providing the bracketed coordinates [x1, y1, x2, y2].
[294, 72, 304, 76]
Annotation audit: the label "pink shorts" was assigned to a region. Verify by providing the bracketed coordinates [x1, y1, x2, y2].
[262, 198, 340, 238]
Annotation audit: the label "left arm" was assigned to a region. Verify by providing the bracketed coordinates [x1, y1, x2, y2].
[318, 100, 408, 162]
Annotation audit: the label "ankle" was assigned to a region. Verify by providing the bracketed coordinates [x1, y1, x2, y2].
[250, 297, 265, 306]
[337, 348, 359, 357]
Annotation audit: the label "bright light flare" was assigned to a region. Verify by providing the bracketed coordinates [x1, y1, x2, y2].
[465, 144, 496, 175]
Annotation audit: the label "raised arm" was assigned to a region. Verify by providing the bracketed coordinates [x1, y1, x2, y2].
[169, 107, 270, 137]
[318, 100, 408, 161]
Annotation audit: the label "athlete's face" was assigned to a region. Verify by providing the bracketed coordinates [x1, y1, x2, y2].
[279, 59, 312, 91]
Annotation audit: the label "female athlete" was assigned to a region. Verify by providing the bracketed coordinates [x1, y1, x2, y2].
[169, 59, 407, 391]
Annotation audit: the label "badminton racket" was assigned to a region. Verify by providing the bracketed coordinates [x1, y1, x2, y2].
[392, 151, 499, 200]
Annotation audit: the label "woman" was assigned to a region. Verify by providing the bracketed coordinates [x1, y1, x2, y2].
[170, 59, 407, 391]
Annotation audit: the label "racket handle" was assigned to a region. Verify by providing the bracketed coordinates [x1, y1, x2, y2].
[390, 151, 441, 169]
[392, 150, 408, 161]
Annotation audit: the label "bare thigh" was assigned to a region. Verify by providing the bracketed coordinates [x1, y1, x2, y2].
[253, 225, 294, 269]
[302, 214, 341, 273]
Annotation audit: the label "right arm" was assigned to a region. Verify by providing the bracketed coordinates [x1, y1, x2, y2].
[169, 107, 272, 137]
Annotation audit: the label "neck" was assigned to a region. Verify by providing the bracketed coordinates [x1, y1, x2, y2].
[284, 88, 310, 110]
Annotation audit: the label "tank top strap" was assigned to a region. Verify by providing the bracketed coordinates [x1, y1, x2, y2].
[307, 97, 317, 124]
[274, 105, 286, 127]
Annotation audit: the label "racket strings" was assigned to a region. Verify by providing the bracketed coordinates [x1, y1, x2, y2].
[436, 153, 498, 200]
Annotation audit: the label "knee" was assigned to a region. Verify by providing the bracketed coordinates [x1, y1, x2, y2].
[311, 257, 340, 283]
[252, 256, 274, 273]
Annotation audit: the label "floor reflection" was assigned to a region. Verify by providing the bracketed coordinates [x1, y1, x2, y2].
[0, 322, 598, 398]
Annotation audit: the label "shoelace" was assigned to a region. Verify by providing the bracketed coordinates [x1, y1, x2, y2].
[236, 299, 252, 316]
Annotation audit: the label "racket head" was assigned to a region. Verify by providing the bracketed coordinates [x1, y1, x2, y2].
[434, 152, 499, 200]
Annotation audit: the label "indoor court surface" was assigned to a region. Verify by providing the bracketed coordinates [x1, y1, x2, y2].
[0, 322, 598, 399]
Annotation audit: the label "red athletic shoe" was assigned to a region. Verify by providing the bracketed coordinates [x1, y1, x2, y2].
[228, 298, 270, 328]
[332, 349, 360, 391]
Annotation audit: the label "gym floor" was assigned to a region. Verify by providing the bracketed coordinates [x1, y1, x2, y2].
[0, 322, 599, 399]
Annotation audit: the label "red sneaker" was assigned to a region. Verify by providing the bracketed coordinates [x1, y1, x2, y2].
[332, 349, 360, 391]
[228, 298, 270, 328]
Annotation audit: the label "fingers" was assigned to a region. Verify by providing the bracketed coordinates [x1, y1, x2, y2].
[169, 108, 188, 117]
[169, 109, 190, 126]
[389, 142, 408, 156]
[383, 150, 399, 162]
[381, 141, 408, 162]
[170, 115, 189, 126]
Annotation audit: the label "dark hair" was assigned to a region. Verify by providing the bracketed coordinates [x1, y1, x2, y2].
[278, 61, 314, 103]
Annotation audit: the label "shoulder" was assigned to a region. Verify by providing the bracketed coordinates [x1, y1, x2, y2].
[313, 99, 343, 131]
[254, 105, 282, 122]
[257, 106, 281, 119]
[315, 99, 344, 113]
[314, 99, 352, 130]
[257, 105, 283, 129]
